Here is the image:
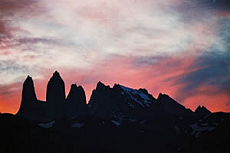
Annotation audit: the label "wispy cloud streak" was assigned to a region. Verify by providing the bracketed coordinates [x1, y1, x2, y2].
[0, 0, 229, 113]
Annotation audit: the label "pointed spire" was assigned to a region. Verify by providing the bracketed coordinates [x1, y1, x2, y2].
[22, 75, 37, 102]
[46, 71, 66, 120]
[49, 71, 63, 82]
[53, 71, 60, 77]
[25, 75, 32, 81]
[46, 71, 65, 101]
[17, 75, 37, 115]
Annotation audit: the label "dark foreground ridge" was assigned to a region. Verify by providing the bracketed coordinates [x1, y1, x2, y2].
[0, 71, 229, 153]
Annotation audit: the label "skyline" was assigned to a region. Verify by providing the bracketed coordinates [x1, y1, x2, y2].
[0, 0, 230, 113]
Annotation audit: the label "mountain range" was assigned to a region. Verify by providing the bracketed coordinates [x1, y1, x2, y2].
[0, 71, 229, 153]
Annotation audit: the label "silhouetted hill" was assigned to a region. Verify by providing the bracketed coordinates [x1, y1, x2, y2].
[0, 71, 229, 153]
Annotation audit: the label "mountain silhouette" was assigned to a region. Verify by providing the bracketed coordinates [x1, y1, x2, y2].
[17, 75, 37, 116]
[66, 84, 88, 119]
[0, 71, 229, 153]
[46, 71, 66, 120]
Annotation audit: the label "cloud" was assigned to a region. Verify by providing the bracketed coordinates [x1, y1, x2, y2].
[193, 0, 230, 10]
[0, 81, 22, 113]
[176, 52, 229, 96]
[0, 82, 21, 96]
[0, 52, 229, 113]
[0, 0, 38, 33]
[1, 0, 226, 72]
[0, 0, 229, 113]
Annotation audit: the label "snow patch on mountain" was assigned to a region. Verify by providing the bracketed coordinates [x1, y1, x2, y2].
[119, 85, 153, 107]
[190, 123, 216, 138]
[38, 121, 55, 128]
[111, 120, 121, 126]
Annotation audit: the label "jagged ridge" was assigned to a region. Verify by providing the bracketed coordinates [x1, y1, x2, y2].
[17, 71, 212, 123]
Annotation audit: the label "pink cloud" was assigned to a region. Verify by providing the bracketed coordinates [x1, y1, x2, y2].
[0, 53, 229, 114]
[0, 0, 229, 114]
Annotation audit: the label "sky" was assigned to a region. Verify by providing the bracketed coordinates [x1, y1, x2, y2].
[0, 0, 229, 114]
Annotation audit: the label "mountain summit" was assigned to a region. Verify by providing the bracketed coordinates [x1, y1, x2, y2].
[157, 93, 193, 116]
[66, 84, 87, 119]
[46, 71, 66, 120]
[17, 75, 37, 116]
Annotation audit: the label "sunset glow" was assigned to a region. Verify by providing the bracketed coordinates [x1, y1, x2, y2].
[0, 0, 229, 113]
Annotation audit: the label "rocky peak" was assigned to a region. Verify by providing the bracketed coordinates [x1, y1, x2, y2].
[67, 84, 78, 97]
[46, 71, 65, 102]
[22, 75, 37, 102]
[113, 83, 121, 89]
[195, 105, 211, 117]
[113, 84, 157, 108]
[89, 81, 110, 105]
[88, 82, 114, 118]
[157, 93, 180, 105]
[96, 81, 108, 90]
[66, 84, 87, 119]
[53, 70, 60, 77]
[66, 84, 86, 104]
[24, 75, 33, 83]
[46, 71, 66, 120]
[157, 93, 169, 101]
[89, 83, 161, 120]
[157, 93, 192, 116]
[50, 71, 62, 83]
[17, 75, 37, 115]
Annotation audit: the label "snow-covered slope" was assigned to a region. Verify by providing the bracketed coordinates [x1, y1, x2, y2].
[88, 82, 159, 121]
[118, 85, 155, 107]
